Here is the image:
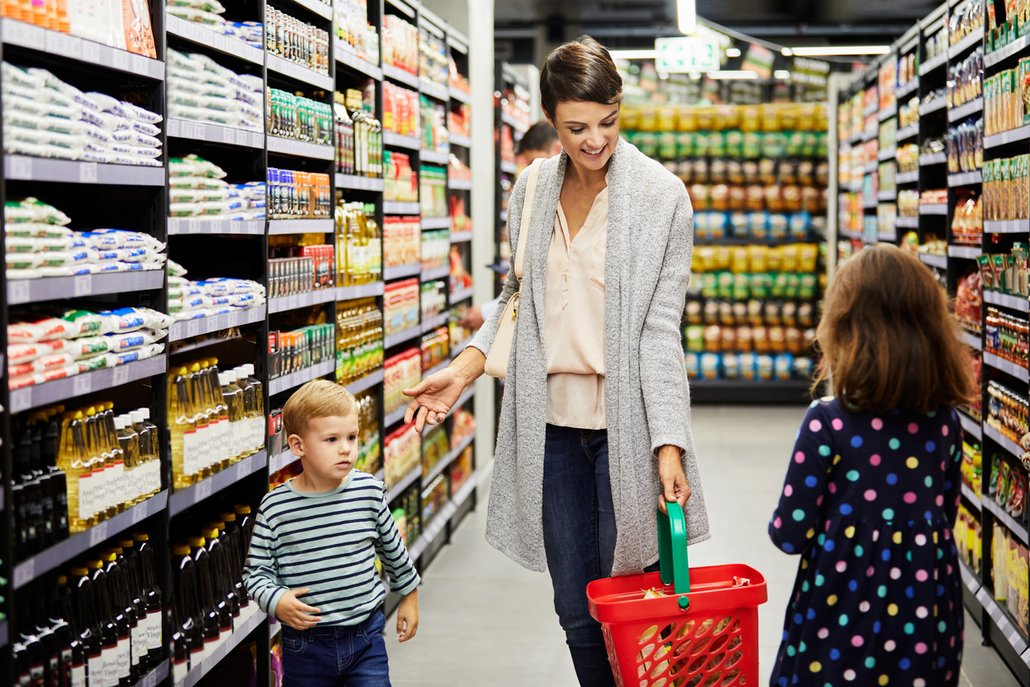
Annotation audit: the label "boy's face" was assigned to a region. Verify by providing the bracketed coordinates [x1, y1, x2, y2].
[288, 414, 359, 484]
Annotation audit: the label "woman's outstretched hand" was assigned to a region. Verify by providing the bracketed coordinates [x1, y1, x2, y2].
[403, 367, 466, 432]
[657, 447, 692, 515]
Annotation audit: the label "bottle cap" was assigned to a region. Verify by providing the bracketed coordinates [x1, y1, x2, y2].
[243, 363, 255, 377]
[218, 373, 232, 387]
[141, 408, 151, 421]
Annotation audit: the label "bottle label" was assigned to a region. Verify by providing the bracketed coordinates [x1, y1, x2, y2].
[131, 624, 145, 666]
[116, 638, 131, 680]
[102, 648, 120, 686]
[146, 611, 162, 650]
[87, 654, 104, 687]
[70, 664, 87, 687]
[112, 462, 125, 509]
[77, 473, 93, 522]
[182, 429, 197, 477]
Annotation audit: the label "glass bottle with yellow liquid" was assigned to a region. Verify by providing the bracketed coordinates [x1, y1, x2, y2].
[169, 366, 198, 489]
[59, 410, 92, 532]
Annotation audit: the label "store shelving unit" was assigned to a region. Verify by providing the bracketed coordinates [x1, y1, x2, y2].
[835, 2, 1029, 682]
[0, 0, 481, 684]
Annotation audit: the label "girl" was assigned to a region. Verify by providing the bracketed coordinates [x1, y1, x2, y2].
[769, 244, 975, 687]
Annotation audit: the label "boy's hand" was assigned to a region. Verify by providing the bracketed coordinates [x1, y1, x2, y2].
[275, 588, 320, 631]
[396, 589, 419, 642]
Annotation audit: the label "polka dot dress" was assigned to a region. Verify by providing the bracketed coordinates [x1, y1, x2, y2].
[768, 399, 964, 687]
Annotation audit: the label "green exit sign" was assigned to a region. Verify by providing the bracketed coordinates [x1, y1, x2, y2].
[655, 37, 721, 73]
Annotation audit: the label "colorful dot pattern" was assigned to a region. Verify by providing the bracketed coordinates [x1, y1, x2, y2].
[769, 400, 965, 686]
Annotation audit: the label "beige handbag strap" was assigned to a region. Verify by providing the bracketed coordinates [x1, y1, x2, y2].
[513, 158, 544, 282]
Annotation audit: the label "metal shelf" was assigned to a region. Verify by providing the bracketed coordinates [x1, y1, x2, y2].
[8, 270, 164, 305]
[169, 305, 267, 342]
[420, 149, 450, 165]
[985, 219, 1028, 234]
[984, 290, 1029, 313]
[689, 379, 811, 403]
[986, 33, 1030, 68]
[451, 336, 473, 359]
[337, 281, 385, 301]
[949, 27, 984, 60]
[267, 137, 335, 160]
[450, 286, 474, 303]
[407, 499, 455, 561]
[336, 174, 385, 192]
[897, 170, 920, 184]
[421, 312, 449, 333]
[177, 608, 266, 687]
[959, 409, 982, 439]
[269, 449, 299, 474]
[384, 263, 421, 280]
[975, 588, 1030, 665]
[983, 352, 1030, 383]
[919, 98, 946, 116]
[268, 218, 334, 235]
[424, 432, 474, 484]
[386, 465, 422, 503]
[168, 218, 265, 236]
[346, 368, 384, 395]
[384, 404, 408, 428]
[918, 253, 948, 269]
[451, 230, 472, 243]
[948, 245, 982, 259]
[896, 123, 919, 142]
[449, 133, 471, 148]
[949, 170, 982, 186]
[453, 387, 474, 413]
[919, 51, 948, 76]
[4, 155, 165, 185]
[383, 201, 420, 215]
[448, 178, 472, 191]
[918, 152, 947, 166]
[2, 19, 165, 80]
[878, 148, 896, 162]
[278, 0, 333, 21]
[452, 472, 478, 509]
[385, 324, 421, 349]
[961, 482, 982, 512]
[422, 265, 451, 282]
[13, 491, 169, 589]
[166, 15, 263, 65]
[269, 359, 335, 396]
[335, 45, 383, 80]
[985, 126, 1030, 149]
[877, 103, 897, 122]
[422, 216, 451, 230]
[268, 288, 336, 314]
[897, 79, 919, 99]
[919, 203, 948, 216]
[423, 359, 449, 378]
[267, 54, 333, 91]
[895, 217, 919, 229]
[167, 119, 263, 149]
[877, 231, 898, 243]
[382, 63, 420, 89]
[420, 78, 449, 101]
[170, 450, 268, 516]
[949, 97, 983, 123]
[982, 498, 1029, 546]
[959, 559, 981, 598]
[501, 113, 527, 134]
[877, 191, 896, 201]
[983, 423, 1024, 461]
[449, 88, 471, 104]
[10, 355, 167, 414]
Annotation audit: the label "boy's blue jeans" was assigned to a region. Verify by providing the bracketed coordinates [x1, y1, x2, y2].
[542, 424, 618, 687]
[281, 609, 390, 687]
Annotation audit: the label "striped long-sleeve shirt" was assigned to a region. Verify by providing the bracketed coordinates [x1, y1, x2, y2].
[243, 470, 421, 626]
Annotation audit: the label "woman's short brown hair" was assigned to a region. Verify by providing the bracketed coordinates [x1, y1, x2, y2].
[540, 35, 623, 118]
[814, 244, 975, 413]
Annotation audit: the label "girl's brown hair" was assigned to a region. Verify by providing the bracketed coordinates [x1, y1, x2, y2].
[539, 35, 623, 118]
[814, 244, 976, 413]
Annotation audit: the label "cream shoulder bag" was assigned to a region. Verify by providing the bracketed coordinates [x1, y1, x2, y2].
[484, 158, 543, 379]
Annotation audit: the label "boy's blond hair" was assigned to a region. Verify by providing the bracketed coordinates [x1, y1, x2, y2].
[282, 379, 357, 437]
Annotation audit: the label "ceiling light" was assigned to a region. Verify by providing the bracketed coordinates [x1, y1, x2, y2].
[725, 48, 741, 58]
[706, 70, 759, 80]
[677, 0, 696, 35]
[781, 48, 793, 57]
[790, 45, 891, 56]
[774, 70, 791, 79]
[609, 49, 657, 60]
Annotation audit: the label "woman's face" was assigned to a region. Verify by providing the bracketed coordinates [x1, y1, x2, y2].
[548, 100, 620, 174]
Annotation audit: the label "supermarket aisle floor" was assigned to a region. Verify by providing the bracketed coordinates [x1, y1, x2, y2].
[386, 405, 1020, 687]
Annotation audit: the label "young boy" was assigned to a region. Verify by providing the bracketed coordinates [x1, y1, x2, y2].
[244, 379, 420, 686]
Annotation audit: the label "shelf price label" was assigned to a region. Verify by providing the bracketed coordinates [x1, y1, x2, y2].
[89, 520, 110, 546]
[78, 162, 98, 183]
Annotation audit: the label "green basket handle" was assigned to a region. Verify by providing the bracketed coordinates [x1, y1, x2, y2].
[657, 502, 692, 610]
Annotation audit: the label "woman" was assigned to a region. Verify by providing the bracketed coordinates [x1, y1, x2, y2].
[403, 36, 710, 685]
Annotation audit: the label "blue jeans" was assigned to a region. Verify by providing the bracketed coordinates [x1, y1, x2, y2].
[542, 424, 618, 687]
[281, 610, 390, 687]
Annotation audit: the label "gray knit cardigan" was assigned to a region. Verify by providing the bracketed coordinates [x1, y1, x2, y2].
[470, 137, 711, 576]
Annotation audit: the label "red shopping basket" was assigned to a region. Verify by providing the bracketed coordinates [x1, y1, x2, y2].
[587, 503, 767, 687]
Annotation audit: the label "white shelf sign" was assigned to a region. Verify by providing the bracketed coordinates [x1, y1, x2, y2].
[655, 36, 720, 74]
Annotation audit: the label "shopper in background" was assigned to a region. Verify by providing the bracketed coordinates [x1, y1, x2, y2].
[243, 380, 420, 687]
[459, 121, 562, 331]
[769, 244, 974, 687]
[403, 36, 709, 686]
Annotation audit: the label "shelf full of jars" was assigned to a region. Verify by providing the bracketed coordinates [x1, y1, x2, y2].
[0, 0, 480, 684]
[622, 100, 829, 403]
[834, 1, 1030, 682]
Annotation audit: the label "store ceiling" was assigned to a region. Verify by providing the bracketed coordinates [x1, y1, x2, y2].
[495, 0, 942, 47]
